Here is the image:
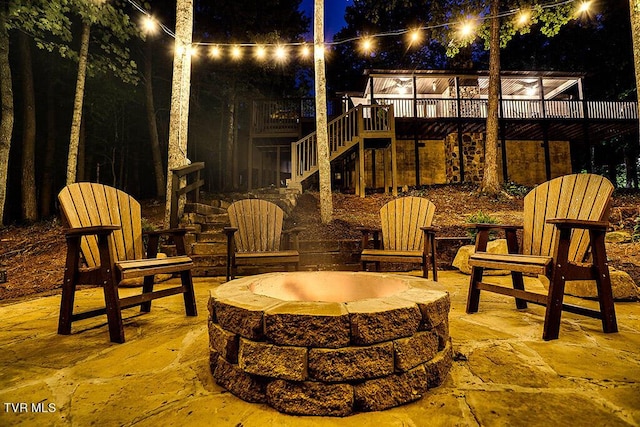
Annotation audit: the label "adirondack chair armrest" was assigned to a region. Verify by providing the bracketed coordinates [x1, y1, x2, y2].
[282, 226, 305, 250]
[223, 227, 238, 237]
[465, 223, 523, 253]
[283, 226, 305, 236]
[63, 225, 121, 237]
[358, 227, 381, 250]
[223, 227, 238, 253]
[546, 218, 609, 231]
[420, 226, 437, 234]
[143, 227, 194, 257]
[465, 223, 523, 231]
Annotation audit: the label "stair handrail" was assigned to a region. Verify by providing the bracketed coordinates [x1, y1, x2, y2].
[290, 104, 395, 185]
[291, 105, 360, 183]
[170, 162, 205, 228]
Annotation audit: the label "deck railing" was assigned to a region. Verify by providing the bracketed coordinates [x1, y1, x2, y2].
[251, 98, 341, 135]
[371, 98, 637, 120]
[291, 105, 394, 184]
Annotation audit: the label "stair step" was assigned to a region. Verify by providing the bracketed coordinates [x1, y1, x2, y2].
[184, 203, 217, 216]
[201, 222, 227, 233]
[206, 213, 229, 224]
[191, 242, 226, 256]
[197, 232, 226, 243]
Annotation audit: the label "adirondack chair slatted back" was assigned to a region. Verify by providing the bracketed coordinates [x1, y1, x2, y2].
[58, 183, 144, 268]
[380, 196, 436, 251]
[228, 199, 285, 252]
[522, 174, 613, 261]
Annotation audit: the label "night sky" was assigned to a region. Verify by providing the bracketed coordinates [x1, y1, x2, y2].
[299, 0, 350, 39]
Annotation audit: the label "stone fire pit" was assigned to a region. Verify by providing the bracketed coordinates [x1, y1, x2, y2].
[208, 271, 452, 416]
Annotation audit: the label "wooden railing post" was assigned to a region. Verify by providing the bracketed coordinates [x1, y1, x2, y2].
[169, 162, 205, 229]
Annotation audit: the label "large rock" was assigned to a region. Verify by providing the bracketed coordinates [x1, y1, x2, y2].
[452, 239, 510, 275]
[538, 268, 639, 301]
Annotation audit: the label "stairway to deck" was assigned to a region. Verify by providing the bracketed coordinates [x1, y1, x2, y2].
[290, 104, 396, 189]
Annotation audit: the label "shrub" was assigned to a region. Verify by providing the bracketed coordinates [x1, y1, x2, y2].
[503, 181, 531, 197]
[466, 211, 500, 243]
[633, 216, 640, 242]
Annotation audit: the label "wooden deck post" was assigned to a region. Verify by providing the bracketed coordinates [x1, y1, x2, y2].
[389, 105, 398, 196]
[358, 140, 366, 197]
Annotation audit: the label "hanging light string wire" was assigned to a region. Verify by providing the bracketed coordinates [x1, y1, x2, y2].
[124, 0, 586, 49]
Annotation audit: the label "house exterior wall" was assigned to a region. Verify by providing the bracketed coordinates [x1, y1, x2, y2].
[504, 140, 572, 185]
[365, 139, 447, 188]
[364, 134, 572, 189]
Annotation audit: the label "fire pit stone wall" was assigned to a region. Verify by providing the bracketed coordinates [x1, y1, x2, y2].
[208, 271, 452, 416]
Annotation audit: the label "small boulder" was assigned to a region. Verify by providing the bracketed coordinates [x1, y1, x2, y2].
[452, 239, 510, 275]
[538, 268, 639, 301]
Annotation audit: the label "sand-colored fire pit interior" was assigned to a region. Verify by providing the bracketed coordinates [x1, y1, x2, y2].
[208, 271, 452, 416]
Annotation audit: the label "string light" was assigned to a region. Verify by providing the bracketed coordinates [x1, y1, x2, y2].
[255, 45, 267, 60]
[516, 10, 531, 26]
[458, 20, 476, 39]
[209, 45, 221, 59]
[578, 1, 591, 13]
[274, 45, 288, 61]
[142, 15, 157, 34]
[231, 45, 242, 60]
[127, 0, 591, 63]
[360, 37, 374, 54]
[300, 44, 311, 58]
[407, 29, 422, 46]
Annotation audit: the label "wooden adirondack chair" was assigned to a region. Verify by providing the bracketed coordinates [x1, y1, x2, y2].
[466, 173, 617, 340]
[360, 196, 438, 280]
[58, 183, 197, 343]
[224, 199, 303, 281]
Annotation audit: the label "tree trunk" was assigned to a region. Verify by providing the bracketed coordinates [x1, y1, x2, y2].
[314, 0, 333, 223]
[630, 1, 640, 131]
[144, 38, 165, 198]
[0, 8, 14, 226]
[224, 86, 236, 190]
[77, 115, 85, 181]
[481, 0, 502, 195]
[164, 0, 193, 226]
[625, 146, 639, 188]
[66, 21, 91, 185]
[40, 81, 56, 218]
[18, 32, 37, 221]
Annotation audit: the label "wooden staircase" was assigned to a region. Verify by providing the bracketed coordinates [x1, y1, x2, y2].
[290, 104, 398, 196]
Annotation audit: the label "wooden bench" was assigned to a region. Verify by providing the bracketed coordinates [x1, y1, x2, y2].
[224, 199, 303, 281]
[58, 183, 197, 343]
[466, 173, 617, 340]
[360, 196, 438, 280]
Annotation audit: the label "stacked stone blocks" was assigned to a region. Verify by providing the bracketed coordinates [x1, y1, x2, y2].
[208, 272, 452, 416]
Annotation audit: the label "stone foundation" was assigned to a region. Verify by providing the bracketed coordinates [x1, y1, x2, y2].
[208, 272, 452, 416]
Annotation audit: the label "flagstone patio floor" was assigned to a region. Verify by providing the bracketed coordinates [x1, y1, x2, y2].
[1, 271, 639, 426]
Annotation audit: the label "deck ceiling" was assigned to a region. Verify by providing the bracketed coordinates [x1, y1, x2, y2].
[365, 70, 581, 99]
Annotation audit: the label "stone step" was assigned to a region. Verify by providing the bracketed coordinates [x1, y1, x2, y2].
[191, 242, 226, 256]
[205, 213, 230, 225]
[201, 221, 228, 233]
[184, 203, 219, 216]
[197, 232, 226, 243]
[209, 199, 231, 210]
